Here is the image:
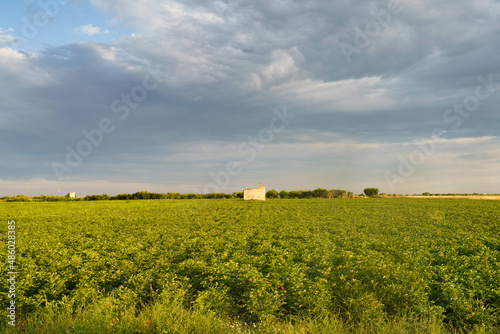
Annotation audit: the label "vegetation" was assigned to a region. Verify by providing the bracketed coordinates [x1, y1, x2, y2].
[419, 193, 497, 197]
[4, 190, 497, 203]
[279, 190, 288, 199]
[276, 189, 351, 199]
[265, 190, 279, 199]
[0, 189, 353, 202]
[1, 198, 499, 333]
[363, 188, 379, 197]
[1, 195, 32, 202]
[312, 188, 328, 198]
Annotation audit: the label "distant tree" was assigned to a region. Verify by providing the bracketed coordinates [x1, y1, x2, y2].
[34, 195, 64, 202]
[312, 188, 328, 198]
[266, 189, 279, 199]
[287, 190, 312, 199]
[327, 189, 347, 198]
[302, 190, 313, 198]
[279, 190, 288, 199]
[116, 193, 131, 200]
[233, 192, 243, 198]
[364, 188, 379, 197]
[204, 193, 231, 199]
[6, 195, 30, 202]
[85, 193, 110, 201]
[132, 191, 150, 199]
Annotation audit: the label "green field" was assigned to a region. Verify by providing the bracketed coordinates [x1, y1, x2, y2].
[1, 198, 499, 333]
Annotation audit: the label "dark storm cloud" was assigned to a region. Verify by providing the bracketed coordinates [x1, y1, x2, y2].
[1, 0, 500, 194]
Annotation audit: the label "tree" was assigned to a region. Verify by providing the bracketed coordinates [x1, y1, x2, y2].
[364, 188, 379, 197]
[279, 190, 288, 199]
[312, 188, 328, 198]
[287, 190, 311, 199]
[327, 189, 347, 198]
[266, 189, 279, 199]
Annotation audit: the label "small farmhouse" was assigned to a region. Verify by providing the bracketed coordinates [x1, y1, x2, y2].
[243, 183, 265, 201]
[69, 192, 76, 198]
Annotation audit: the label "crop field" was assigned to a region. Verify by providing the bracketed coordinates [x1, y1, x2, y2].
[1, 198, 499, 333]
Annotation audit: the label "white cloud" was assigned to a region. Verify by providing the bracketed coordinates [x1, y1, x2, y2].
[268, 76, 399, 112]
[90, 0, 224, 33]
[0, 48, 54, 86]
[0, 27, 15, 47]
[71, 24, 110, 36]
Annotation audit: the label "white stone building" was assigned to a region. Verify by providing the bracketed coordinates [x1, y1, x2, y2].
[243, 183, 265, 201]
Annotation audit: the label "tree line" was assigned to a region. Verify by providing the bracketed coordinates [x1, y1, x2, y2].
[1, 189, 353, 201]
[3, 188, 499, 202]
[263, 189, 354, 199]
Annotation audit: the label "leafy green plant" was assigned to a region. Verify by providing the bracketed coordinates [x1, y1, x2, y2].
[1, 198, 499, 332]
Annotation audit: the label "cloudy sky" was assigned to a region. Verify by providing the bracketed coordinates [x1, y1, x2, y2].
[1, 0, 499, 196]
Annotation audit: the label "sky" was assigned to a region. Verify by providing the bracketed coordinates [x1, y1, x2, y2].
[0, 0, 499, 197]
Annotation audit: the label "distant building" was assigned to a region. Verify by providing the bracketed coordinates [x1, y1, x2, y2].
[69, 192, 76, 198]
[244, 183, 265, 201]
